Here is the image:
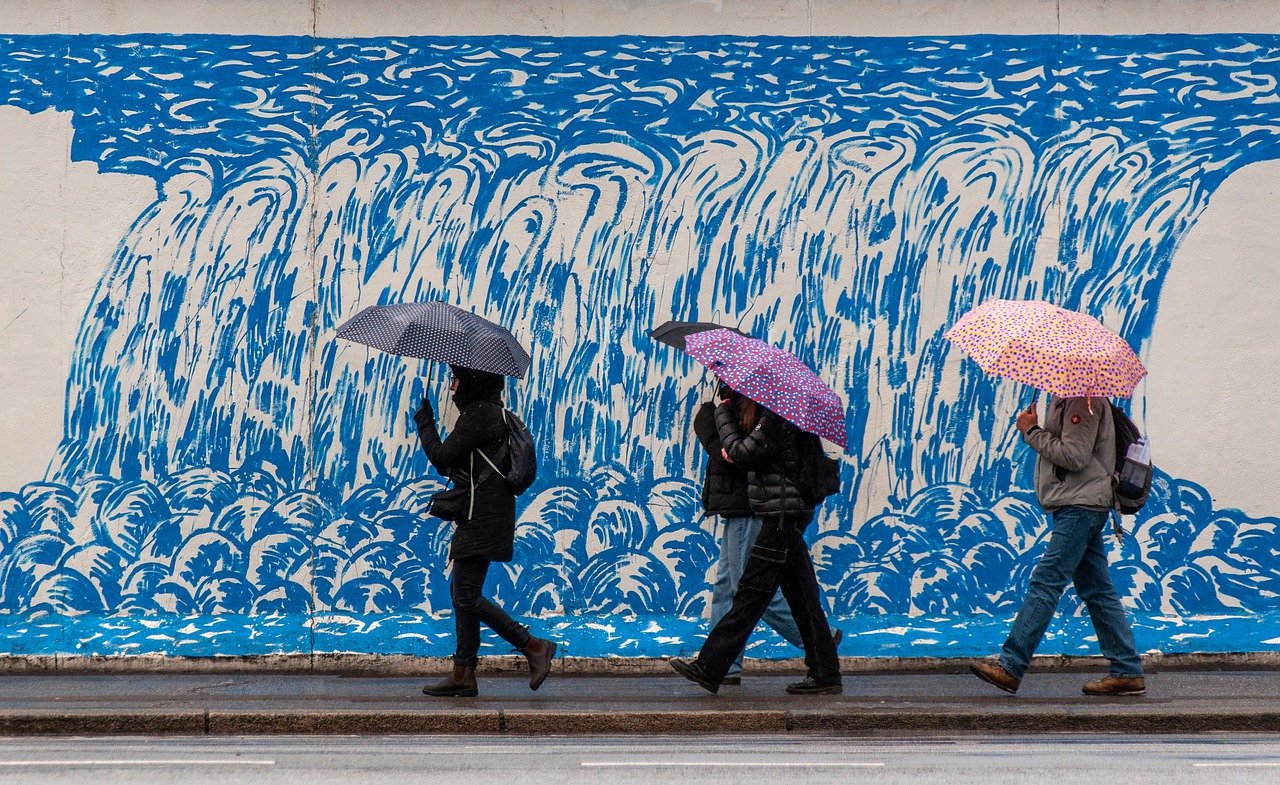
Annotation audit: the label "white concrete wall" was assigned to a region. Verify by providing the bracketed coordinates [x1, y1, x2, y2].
[2, 0, 1278, 36]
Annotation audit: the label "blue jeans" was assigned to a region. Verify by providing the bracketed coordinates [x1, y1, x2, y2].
[709, 516, 806, 677]
[999, 506, 1144, 680]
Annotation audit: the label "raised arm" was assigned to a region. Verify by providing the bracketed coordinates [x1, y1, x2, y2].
[1022, 397, 1104, 473]
[415, 399, 493, 473]
[715, 402, 776, 469]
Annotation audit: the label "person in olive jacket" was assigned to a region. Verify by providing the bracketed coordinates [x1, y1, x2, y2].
[672, 387, 842, 695]
[970, 395, 1145, 697]
[695, 384, 807, 686]
[414, 365, 556, 698]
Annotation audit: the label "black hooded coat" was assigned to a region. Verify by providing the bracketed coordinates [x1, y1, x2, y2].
[414, 367, 516, 562]
[693, 399, 752, 518]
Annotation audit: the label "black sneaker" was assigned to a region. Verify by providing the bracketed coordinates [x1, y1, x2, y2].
[720, 675, 742, 686]
[670, 658, 719, 694]
[785, 676, 842, 695]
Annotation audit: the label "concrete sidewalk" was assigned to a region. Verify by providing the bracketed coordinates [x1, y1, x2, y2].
[1, 668, 1278, 736]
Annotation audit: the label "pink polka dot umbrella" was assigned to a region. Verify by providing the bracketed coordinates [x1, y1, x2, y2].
[944, 299, 1147, 399]
[682, 328, 849, 450]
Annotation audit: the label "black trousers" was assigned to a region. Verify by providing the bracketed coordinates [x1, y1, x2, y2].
[692, 517, 841, 685]
[451, 557, 531, 666]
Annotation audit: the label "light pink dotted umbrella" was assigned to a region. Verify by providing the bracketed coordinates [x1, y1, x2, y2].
[944, 299, 1147, 399]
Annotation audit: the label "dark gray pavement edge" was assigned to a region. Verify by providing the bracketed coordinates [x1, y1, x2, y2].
[2, 709, 1280, 736]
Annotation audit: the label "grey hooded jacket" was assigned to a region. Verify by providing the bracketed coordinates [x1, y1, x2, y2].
[1023, 396, 1116, 512]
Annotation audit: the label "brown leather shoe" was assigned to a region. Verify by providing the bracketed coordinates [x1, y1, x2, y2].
[969, 660, 1020, 694]
[1082, 675, 1146, 696]
[422, 664, 478, 697]
[521, 637, 557, 691]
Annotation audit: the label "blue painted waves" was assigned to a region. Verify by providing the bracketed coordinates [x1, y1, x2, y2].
[2, 466, 1279, 656]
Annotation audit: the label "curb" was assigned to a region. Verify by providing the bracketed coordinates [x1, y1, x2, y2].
[1, 708, 1278, 736]
[4, 651, 1280, 675]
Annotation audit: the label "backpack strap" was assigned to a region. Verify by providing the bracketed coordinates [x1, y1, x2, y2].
[476, 447, 503, 475]
[478, 410, 513, 472]
[471, 410, 514, 490]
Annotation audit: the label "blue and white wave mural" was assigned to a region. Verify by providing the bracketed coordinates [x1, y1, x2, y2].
[2, 33, 1280, 659]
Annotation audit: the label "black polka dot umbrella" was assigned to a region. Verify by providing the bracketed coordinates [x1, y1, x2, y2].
[336, 302, 531, 378]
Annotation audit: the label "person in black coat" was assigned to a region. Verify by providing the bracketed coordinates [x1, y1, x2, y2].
[414, 365, 556, 697]
[672, 387, 842, 695]
[696, 384, 806, 685]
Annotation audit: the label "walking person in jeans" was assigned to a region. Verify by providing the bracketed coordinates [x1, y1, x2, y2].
[971, 396, 1146, 696]
[415, 365, 556, 697]
[672, 388, 842, 695]
[695, 384, 838, 685]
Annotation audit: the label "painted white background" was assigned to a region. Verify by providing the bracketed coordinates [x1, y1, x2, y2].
[0, 107, 153, 486]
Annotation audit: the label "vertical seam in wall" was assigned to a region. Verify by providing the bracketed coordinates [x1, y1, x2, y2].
[1054, 0, 1064, 311]
[1055, 0, 1065, 311]
[306, 0, 321, 670]
[203, 708, 210, 735]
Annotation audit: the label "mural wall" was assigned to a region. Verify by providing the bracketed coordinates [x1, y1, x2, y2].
[2, 24, 1280, 659]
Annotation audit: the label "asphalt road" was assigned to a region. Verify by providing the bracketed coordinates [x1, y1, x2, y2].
[0, 735, 1278, 784]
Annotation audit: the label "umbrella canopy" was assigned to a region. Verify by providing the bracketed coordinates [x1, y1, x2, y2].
[648, 320, 750, 350]
[683, 328, 848, 449]
[336, 302, 531, 378]
[944, 299, 1146, 398]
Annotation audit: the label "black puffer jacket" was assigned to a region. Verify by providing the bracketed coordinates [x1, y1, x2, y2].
[415, 397, 516, 562]
[693, 402, 752, 517]
[715, 402, 815, 524]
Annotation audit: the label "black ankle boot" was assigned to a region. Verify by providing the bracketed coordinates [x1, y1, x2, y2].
[521, 637, 557, 691]
[423, 664, 478, 697]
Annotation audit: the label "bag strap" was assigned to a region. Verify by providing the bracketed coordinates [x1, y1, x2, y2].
[476, 447, 503, 475]
[455, 449, 497, 486]
[461, 412, 512, 506]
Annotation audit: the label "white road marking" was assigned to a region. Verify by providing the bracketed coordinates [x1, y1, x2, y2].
[0, 759, 275, 767]
[582, 761, 885, 768]
[1192, 762, 1280, 768]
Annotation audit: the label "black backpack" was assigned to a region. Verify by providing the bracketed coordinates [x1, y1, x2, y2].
[1109, 403, 1151, 515]
[475, 409, 538, 496]
[792, 431, 842, 506]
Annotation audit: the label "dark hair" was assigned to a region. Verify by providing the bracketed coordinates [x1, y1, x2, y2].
[450, 365, 504, 409]
[733, 395, 761, 432]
